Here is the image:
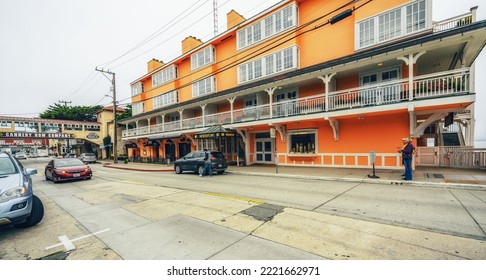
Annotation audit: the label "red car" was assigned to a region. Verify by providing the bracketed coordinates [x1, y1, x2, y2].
[45, 158, 92, 183]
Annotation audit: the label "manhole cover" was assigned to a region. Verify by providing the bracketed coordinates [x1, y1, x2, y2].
[241, 204, 284, 221]
[38, 251, 70, 260]
[426, 173, 444, 179]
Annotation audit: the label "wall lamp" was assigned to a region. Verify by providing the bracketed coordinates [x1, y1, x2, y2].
[329, 9, 353, 25]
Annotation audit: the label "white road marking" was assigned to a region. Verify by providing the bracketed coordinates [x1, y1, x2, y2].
[45, 228, 110, 251]
[58, 235, 76, 251]
[96, 170, 107, 173]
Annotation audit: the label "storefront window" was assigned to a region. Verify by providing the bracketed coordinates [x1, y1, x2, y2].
[289, 130, 316, 154]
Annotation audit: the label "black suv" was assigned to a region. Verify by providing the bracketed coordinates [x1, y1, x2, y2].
[174, 151, 227, 175]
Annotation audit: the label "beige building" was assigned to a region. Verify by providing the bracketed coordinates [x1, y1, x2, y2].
[96, 106, 126, 159]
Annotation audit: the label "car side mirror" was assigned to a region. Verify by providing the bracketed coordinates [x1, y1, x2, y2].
[25, 168, 37, 176]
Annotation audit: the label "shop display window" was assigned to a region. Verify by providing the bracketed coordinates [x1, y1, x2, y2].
[289, 130, 316, 154]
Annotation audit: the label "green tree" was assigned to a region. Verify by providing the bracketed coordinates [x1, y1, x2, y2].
[116, 104, 132, 122]
[40, 103, 103, 122]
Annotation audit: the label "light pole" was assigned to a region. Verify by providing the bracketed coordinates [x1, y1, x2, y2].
[95, 68, 118, 163]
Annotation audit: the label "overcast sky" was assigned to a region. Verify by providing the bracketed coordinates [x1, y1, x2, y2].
[0, 0, 484, 140]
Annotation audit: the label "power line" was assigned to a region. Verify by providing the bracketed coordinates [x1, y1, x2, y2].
[109, 0, 234, 69]
[98, 0, 211, 69]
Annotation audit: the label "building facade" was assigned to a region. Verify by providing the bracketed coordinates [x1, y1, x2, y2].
[121, 0, 486, 169]
[96, 106, 126, 159]
[0, 116, 102, 156]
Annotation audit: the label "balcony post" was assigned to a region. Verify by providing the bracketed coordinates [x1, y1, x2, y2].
[161, 115, 165, 133]
[318, 73, 336, 112]
[265, 87, 277, 120]
[398, 51, 425, 101]
[136, 120, 139, 136]
[200, 104, 207, 127]
[178, 110, 184, 129]
[147, 118, 151, 133]
[227, 97, 236, 124]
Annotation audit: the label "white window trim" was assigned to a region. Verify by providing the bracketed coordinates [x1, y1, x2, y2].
[151, 65, 178, 88]
[132, 102, 145, 116]
[359, 66, 402, 86]
[355, 0, 432, 50]
[237, 3, 298, 51]
[192, 77, 216, 98]
[287, 129, 318, 155]
[153, 91, 179, 109]
[237, 45, 299, 84]
[191, 46, 216, 71]
[131, 82, 144, 97]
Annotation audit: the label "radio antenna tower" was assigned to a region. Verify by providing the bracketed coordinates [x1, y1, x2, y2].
[213, 0, 218, 36]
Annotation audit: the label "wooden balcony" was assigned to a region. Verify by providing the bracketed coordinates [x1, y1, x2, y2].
[122, 68, 471, 139]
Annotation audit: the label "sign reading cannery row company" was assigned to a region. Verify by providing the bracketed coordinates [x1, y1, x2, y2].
[0, 132, 75, 139]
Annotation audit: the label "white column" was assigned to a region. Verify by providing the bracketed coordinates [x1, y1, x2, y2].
[136, 120, 139, 136]
[265, 87, 277, 120]
[228, 97, 236, 124]
[200, 104, 207, 127]
[318, 73, 336, 112]
[147, 118, 151, 133]
[161, 115, 165, 132]
[398, 52, 426, 101]
[178, 110, 184, 129]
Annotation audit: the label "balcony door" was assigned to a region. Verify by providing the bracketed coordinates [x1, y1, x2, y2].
[274, 89, 298, 117]
[360, 67, 400, 104]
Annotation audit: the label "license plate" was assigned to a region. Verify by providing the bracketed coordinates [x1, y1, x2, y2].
[218, 164, 222, 167]
[73, 174, 80, 177]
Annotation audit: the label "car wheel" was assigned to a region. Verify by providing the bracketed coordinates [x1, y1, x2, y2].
[175, 165, 182, 174]
[14, 195, 44, 228]
[52, 174, 59, 183]
[217, 170, 225, 175]
[45, 172, 49, 181]
[198, 165, 205, 176]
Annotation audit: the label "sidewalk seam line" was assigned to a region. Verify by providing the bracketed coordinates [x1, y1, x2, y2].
[449, 190, 486, 237]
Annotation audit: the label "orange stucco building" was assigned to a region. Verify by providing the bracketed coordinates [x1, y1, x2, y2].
[121, 0, 486, 169]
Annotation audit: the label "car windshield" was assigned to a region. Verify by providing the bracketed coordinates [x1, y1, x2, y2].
[210, 152, 224, 159]
[54, 159, 84, 167]
[0, 157, 17, 175]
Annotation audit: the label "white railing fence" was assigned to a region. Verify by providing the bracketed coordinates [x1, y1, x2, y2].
[416, 146, 486, 169]
[433, 12, 473, 32]
[122, 68, 472, 138]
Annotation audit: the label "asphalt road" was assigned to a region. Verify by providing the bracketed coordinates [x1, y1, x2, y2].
[1, 157, 485, 260]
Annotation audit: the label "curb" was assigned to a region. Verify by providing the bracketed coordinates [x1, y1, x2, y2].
[227, 171, 486, 191]
[103, 164, 174, 173]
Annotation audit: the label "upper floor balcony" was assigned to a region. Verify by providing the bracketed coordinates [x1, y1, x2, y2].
[122, 68, 471, 139]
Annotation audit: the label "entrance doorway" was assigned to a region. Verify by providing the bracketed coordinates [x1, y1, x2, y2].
[165, 142, 175, 163]
[255, 138, 274, 163]
[178, 142, 191, 158]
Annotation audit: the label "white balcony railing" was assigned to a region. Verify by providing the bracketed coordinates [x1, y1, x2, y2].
[122, 68, 471, 138]
[433, 12, 473, 32]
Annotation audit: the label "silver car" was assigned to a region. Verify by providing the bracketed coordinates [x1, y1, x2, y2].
[14, 152, 28, 160]
[80, 153, 96, 163]
[0, 152, 44, 228]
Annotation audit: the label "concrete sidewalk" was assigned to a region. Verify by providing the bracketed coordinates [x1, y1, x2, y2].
[100, 161, 486, 190]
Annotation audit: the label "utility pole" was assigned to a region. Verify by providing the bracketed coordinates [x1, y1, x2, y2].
[58, 100, 72, 107]
[213, 0, 218, 36]
[95, 68, 118, 163]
